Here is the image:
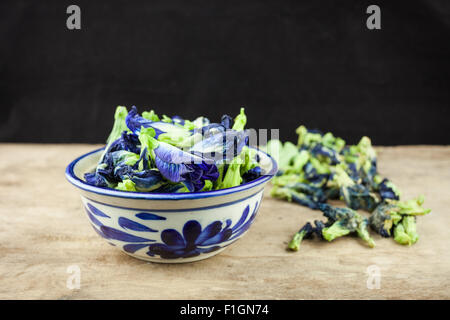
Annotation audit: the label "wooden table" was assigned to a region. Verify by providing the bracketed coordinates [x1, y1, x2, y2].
[0, 144, 449, 299]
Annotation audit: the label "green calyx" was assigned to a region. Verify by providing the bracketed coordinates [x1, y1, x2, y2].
[106, 106, 129, 144]
[288, 230, 307, 251]
[322, 220, 352, 241]
[141, 109, 160, 122]
[232, 107, 247, 131]
[115, 179, 137, 192]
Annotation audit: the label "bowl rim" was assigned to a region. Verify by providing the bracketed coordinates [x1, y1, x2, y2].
[65, 146, 277, 200]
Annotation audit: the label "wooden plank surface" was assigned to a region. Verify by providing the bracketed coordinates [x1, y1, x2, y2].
[0, 144, 449, 299]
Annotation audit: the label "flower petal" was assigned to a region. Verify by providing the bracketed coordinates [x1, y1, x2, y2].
[154, 156, 192, 182]
[129, 169, 165, 192]
[126, 106, 190, 138]
[189, 130, 248, 162]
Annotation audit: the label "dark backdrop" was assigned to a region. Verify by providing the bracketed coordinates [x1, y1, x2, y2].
[0, 0, 449, 145]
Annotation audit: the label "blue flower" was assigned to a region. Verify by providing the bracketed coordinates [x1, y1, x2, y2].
[125, 106, 189, 138]
[378, 178, 400, 200]
[153, 141, 219, 192]
[189, 129, 248, 163]
[128, 169, 165, 192]
[138, 127, 219, 192]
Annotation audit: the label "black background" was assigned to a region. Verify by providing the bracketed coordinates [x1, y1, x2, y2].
[0, 0, 449, 145]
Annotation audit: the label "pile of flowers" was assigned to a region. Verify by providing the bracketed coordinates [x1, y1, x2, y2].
[263, 126, 431, 248]
[84, 106, 262, 193]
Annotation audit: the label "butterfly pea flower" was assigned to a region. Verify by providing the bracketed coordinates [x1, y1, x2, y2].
[296, 125, 323, 149]
[115, 179, 137, 192]
[202, 180, 214, 191]
[395, 216, 419, 245]
[158, 129, 199, 148]
[193, 113, 236, 138]
[194, 123, 226, 137]
[98, 106, 131, 164]
[141, 109, 160, 122]
[192, 116, 210, 128]
[272, 173, 306, 187]
[369, 202, 402, 237]
[318, 204, 375, 247]
[242, 166, 262, 184]
[395, 195, 431, 216]
[322, 218, 355, 242]
[321, 132, 346, 153]
[221, 114, 233, 130]
[126, 106, 191, 139]
[356, 218, 376, 248]
[113, 163, 135, 181]
[356, 136, 377, 163]
[318, 203, 353, 221]
[393, 222, 411, 245]
[193, 113, 231, 133]
[110, 146, 165, 192]
[313, 220, 326, 239]
[288, 222, 314, 251]
[216, 156, 243, 190]
[171, 115, 185, 126]
[239, 146, 258, 175]
[324, 186, 340, 200]
[270, 185, 321, 210]
[106, 106, 129, 144]
[110, 150, 140, 167]
[332, 165, 379, 211]
[84, 171, 116, 188]
[287, 204, 375, 251]
[153, 182, 190, 193]
[285, 150, 309, 174]
[283, 182, 327, 204]
[344, 162, 361, 182]
[138, 127, 218, 192]
[87, 150, 118, 187]
[378, 178, 401, 200]
[370, 196, 429, 243]
[310, 144, 341, 165]
[189, 130, 249, 163]
[303, 161, 329, 188]
[215, 144, 261, 190]
[342, 184, 379, 212]
[128, 169, 165, 192]
[90, 148, 140, 186]
[161, 114, 173, 123]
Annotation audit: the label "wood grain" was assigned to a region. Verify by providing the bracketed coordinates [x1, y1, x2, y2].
[0, 144, 449, 299]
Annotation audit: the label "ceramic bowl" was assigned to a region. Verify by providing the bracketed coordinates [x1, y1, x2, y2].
[65, 147, 277, 263]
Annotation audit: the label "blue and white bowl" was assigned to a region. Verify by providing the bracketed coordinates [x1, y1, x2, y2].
[65, 148, 277, 263]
